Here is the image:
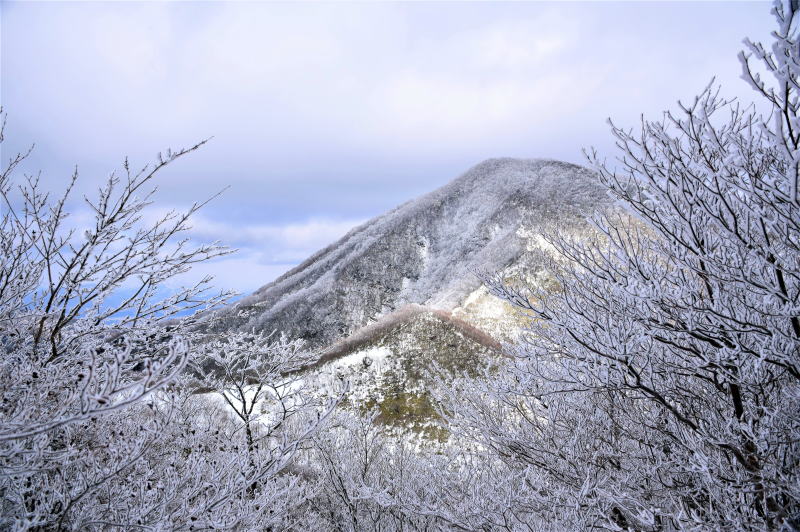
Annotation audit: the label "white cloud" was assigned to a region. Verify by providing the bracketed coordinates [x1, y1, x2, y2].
[370, 69, 597, 145]
[151, 212, 364, 293]
[185, 214, 364, 263]
[165, 253, 293, 294]
[4, 1, 772, 166]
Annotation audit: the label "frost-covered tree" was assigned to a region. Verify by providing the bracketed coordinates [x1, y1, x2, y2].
[0, 121, 336, 530]
[299, 408, 568, 532]
[443, 2, 800, 530]
[199, 328, 339, 464]
[301, 411, 450, 532]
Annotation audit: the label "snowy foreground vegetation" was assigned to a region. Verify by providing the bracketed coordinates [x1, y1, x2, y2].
[2, 3, 800, 530]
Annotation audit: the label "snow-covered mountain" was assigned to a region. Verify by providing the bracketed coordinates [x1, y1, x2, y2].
[207, 158, 606, 351]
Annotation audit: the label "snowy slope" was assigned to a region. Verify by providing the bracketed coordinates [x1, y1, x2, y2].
[206, 158, 607, 350]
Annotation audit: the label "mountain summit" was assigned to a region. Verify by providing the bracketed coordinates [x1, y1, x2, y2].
[208, 158, 606, 350]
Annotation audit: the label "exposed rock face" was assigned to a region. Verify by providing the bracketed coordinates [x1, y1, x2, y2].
[207, 158, 606, 351]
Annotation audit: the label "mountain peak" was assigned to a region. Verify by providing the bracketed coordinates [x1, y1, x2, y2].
[207, 158, 607, 351]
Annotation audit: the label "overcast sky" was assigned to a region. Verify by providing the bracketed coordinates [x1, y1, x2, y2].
[1, 1, 774, 294]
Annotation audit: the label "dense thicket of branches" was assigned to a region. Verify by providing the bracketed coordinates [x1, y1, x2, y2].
[0, 131, 339, 530]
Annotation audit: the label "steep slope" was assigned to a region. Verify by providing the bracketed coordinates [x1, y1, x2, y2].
[207, 158, 606, 350]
